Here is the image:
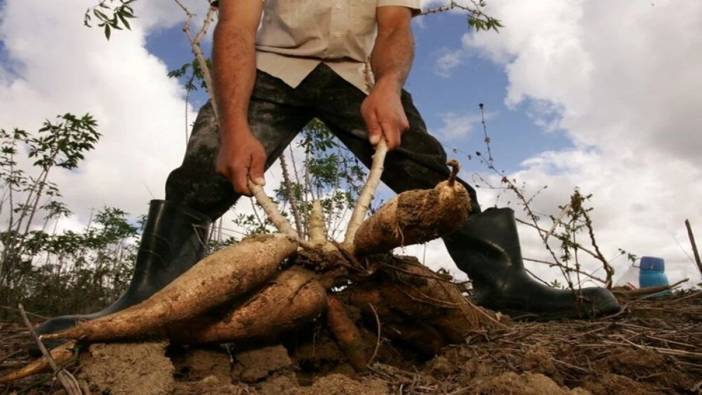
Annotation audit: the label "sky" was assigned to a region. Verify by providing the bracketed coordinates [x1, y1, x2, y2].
[0, 0, 700, 289]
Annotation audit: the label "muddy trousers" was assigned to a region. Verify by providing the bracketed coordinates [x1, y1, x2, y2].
[165, 64, 479, 221]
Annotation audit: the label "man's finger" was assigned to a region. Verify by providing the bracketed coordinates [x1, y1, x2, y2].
[364, 108, 382, 146]
[249, 151, 266, 187]
[400, 113, 410, 132]
[380, 120, 400, 150]
[234, 163, 251, 196]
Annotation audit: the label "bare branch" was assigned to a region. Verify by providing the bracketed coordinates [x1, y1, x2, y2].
[18, 304, 81, 394]
[173, 0, 219, 120]
[280, 154, 303, 238]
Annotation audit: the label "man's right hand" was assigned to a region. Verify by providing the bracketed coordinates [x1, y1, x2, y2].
[216, 123, 267, 196]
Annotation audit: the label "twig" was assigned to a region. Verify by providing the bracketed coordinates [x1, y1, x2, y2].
[523, 256, 607, 284]
[0, 350, 22, 365]
[516, 218, 605, 271]
[615, 337, 702, 359]
[582, 208, 614, 288]
[248, 181, 298, 240]
[343, 140, 388, 251]
[543, 203, 570, 243]
[367, 302, 382, 365]
[18, 304, 82, 394]
[173, 0, 218, 120]
[0, 305, 48, 320]
[685, 219, 702, 276]
[612, 279, 689, 299]
[523, 267, 551, 286]
[280, 155, 303, 238]
[478, 103, 493, 166]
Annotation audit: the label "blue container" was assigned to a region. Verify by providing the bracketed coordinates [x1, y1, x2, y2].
[638, 256, 669, 288]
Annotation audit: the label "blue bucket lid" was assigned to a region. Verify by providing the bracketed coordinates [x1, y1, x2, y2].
[640, 256, 665, 272]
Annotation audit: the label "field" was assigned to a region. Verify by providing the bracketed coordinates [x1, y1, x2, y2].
[1, 290, 700, 395]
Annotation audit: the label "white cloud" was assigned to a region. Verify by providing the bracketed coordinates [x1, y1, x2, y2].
[436, 112, 479, 139]
[0, 0, 207, 224]
[434, 48, 465, 77]
[452, 0, 702, 287]
[435, 110, 495, 141]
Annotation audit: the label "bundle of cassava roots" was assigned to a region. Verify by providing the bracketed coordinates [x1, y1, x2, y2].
[1, 155, 504, 384]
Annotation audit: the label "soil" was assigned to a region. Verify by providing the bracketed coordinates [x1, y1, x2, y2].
[2, 290, 701, 394]
[80, 342, 174, 395]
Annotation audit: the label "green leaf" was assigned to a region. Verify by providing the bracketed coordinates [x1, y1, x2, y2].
[118, 12, 131, 30]
[94, 9, 109, 21]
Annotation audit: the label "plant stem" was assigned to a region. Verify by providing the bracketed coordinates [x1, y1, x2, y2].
[343, 140, 388, 251]
[685, 219, 702, 276]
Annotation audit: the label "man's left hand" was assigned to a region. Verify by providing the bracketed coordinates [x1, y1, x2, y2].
[361, 80, 410, 150]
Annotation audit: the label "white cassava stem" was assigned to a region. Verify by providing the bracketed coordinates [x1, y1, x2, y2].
[248, 181, 297, 239]
[308, 200, 326, 245]
[342, 140, 389, 251]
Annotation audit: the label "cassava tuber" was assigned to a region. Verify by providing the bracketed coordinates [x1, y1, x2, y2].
[42, 234, 298, 342]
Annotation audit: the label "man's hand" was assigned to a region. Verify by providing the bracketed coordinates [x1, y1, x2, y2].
[215, 123, 266, 196]
[361, 80, 410, 150]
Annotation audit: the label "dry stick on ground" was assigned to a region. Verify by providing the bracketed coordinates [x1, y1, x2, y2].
[0, 340, 76, 384]
[15, 304, 81, 394]
[612, 278, 689, 300]
[342, 140, 388, 251]
[685, 219, 702, 276]
[0, 305, 48, 320]
[42, 234, 298, 342]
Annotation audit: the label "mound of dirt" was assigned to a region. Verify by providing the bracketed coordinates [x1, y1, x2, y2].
[80, 342, 174, 395]
[472, 372, 588, 395]
[290, 373, 388, 395]
[2, 290, 701, 394]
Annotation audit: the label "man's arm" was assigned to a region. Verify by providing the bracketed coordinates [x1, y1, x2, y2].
[213, 0, 265, 196]
[361, 6, 415, 150]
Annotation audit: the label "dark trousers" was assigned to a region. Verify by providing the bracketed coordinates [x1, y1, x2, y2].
[165, 64, 479, 221]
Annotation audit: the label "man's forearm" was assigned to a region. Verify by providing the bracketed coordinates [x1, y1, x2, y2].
[370, 27, 414, 93]
[212, 22, 257, 138]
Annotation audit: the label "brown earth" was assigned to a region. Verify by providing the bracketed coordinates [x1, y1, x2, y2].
[1, 290, 701, 394]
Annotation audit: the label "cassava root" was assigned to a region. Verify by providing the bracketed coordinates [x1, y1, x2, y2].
[353, 161, 471, 256]
[0, 341, 76, 384]
[167, 267, 327, 344]
[42, 234, 298, 342]
[327, 296, 369, 370]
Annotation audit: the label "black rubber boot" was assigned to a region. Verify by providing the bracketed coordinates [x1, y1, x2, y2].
[34, 200, 211, 336]
[444, 207, 621, 320]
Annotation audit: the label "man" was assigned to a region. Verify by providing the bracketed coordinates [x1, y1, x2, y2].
[37, 0, 619, 337]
